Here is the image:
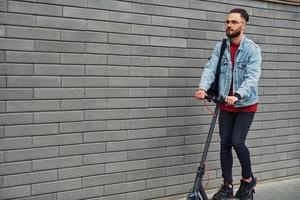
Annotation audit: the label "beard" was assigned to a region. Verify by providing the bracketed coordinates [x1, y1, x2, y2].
[226, 28, 242, 38]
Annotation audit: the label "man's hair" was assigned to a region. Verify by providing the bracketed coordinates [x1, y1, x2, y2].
[229, 8, 249, 22]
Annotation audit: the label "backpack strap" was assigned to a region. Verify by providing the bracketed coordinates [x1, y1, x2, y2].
[215, 39, 227, 78]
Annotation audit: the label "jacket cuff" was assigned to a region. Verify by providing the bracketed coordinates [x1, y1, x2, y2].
[234, 92, 242, 100]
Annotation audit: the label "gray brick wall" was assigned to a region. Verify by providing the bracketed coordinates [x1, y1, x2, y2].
[0, 0, 299, 199]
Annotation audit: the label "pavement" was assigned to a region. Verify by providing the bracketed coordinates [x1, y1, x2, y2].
[171, 176, 300, 200]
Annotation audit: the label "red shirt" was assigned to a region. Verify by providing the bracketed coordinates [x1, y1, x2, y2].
[219, 42, 258, 112]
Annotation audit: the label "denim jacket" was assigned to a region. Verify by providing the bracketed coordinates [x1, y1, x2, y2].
[199, 36, 262, 107]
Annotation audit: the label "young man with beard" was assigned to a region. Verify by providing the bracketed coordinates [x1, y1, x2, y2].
[194, 8, 262, 200]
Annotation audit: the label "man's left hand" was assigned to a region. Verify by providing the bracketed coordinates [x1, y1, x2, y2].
[225, 96, 239, 105]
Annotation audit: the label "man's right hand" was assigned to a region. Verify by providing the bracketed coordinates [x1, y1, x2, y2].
[194, 89, 207, 100]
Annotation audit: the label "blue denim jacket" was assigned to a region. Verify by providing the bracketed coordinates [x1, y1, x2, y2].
[199, 36, 262, 107]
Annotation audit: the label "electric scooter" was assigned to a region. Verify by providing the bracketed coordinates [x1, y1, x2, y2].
[186, 96, 255, 200]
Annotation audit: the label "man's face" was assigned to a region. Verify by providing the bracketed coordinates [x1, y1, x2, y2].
[225, 13, 246, 38]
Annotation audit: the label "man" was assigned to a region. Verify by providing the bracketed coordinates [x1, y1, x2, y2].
[195, 8, 262, 200]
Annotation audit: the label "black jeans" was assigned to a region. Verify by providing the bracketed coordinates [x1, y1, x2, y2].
[219, 110, 255, 183]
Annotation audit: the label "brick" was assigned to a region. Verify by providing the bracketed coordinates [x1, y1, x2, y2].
[84, 152, 127, 165]
[24, 0, 88, 7]
[35, 41, 85, 53]
[7, 76, 61, 88]
[0, 76, 6, 87]
[150, 36, 187, 47]
[150, 78, 187, 87]
[6, 51, 60, 63]
[91, 194, 126, 200]
[33, 133, 82, 147]
[109, 77, 149, 87]
[109, 33, 149, 46]
[37, 16, 86, 30]
[131, 24, 170, 36]
[0, 101, 5, 112]
[149, 98, 186, 107]
[62, 77, 108, 87]
[58, 164, 105, 179]
[0, 0, 7, 11]
[104, 180, 146, 195]
[108, 55, 148, 66]
[3, 170, 57, 187]
[172, 7, 206, 20]
[147, 175, 184, 188]
[152, 16, 188, 28]
[0, 50, 4, 62]
[32, 178, 81, 195]
[130, 46, 169, 57]
[0, 161, 31, 175]
[8, 1, 62, 16]
[61, 30, 107, 42]
[59, 142, 106, 156]
[127, 188, 165, 200]
[0, 185, 30, 199]
[84, 130, 127, 143]
[16, 194, 56, 200]
[63, 6, 109, 20]
[57, 186, 104, 200]
[82, 172, 126, 187]
[0, 64, 33, 75]
[127, 148, 166, 160]
[0, 88, 33, 100]
[0, 38, 34, 51]
[0, 151, 3, 162]
[6, 100, 60, 112]
[59, 121, 106, 133]
[87, 20, 130, 33]
[85, 88, 129, 98]
[32, 155, 82, 171]
[5, 123, 58, 137]
[34, 64, 84, 76]
[6, 26, 60, 40]
[61, 53, 107, 64]
[132, 3, 171, 16]
[0, 137, 32, 150]
[108, 98, 148, 109]
[61, 99, 107, 110]
[147, 156, 184, 168]
[87, 0, 132, 12]
[34, 111, 83, 123]
[127, 128, 166, 139]
[85, 65, 129, 76]
[5, 146, 58, 162]
[150, 57, 186, 67]
[148, 136, 184, 148]
[127, 168, 165, 181]
[110, 11, 151, 24]
[0, 113, 33, 125]
[150, 0, 189, 7]
[107, 139, 147, 152]
[129, 88, 168, 97]
[171, 28, 206, 40]
[0, 25, 4, 37]
[86, 43, 130, 55]
[34, 88, 84, 99]
[0, 12, 35, 26]
[85, 109, 128, 120]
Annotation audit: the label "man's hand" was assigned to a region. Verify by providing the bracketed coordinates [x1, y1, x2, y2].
[195, 89, 207, 100]
[225, 96, 239, 105]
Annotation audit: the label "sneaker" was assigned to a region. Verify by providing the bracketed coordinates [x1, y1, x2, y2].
[212, 182, 234, 200]
[235, 177, 257, 199]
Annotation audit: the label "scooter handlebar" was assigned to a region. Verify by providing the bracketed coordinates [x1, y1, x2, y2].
[205, 95, 226, 104]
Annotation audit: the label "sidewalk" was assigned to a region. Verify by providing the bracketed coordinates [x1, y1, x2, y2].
[173, 176, 300, 200]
